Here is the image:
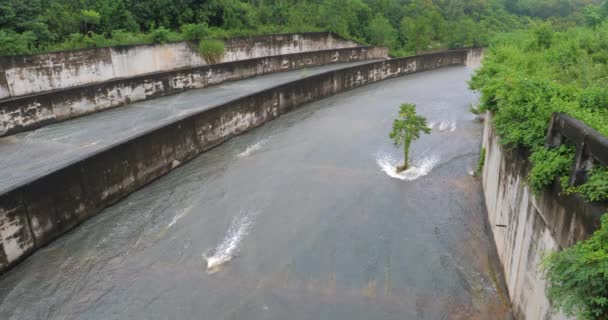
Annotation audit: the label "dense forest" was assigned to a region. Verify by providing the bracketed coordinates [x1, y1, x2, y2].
[0, 0, 602, 56]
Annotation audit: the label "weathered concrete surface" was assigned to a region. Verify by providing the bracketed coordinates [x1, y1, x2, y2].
[481, 112, 604, 320]
[0, 50, 468, 273]
[0, 32, 359, 99]
[0, 46, 387, 137]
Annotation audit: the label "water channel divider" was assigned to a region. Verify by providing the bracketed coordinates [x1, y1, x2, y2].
[0, 46, 387, 137]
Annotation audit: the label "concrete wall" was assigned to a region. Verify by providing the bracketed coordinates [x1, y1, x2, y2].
[0, 33, 359, 99]
[0, 50, 469, 273]
[481, 112, 604, 320]
[0, 46, 387, 137]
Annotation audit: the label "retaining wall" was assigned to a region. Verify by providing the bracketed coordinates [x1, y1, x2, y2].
[0, 32, 359, 99]
[0, 50, 470, 273]
[0, 46, 387, 137]
[481, 112, 605, 319]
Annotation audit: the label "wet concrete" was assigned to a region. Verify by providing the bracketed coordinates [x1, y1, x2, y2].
[0, 60, 375, 194]
[0, 66, 512, 319]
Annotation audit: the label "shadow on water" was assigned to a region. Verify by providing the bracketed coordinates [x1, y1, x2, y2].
[0, 66, 512, 320]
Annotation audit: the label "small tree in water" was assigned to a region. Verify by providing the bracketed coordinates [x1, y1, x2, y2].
[389, 103, 431, 172]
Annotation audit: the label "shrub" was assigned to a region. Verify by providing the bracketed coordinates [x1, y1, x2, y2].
[528, 146, 575, 194]
[181, 23, 210, 40]
[148, 27, 173, 44]
[0, 31, 36, 56]
[198, 39, 225, 64]
[542, 214, 608, 320]
[474, 147, 486, 176]
[575, 167, 608, 202]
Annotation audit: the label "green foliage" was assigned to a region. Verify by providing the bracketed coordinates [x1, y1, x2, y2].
[475, 147, 486, 176]
[148, 26, 174, 44]
[368, 14, 397, 49]
[528, 146, 575, 194]
[573, 167, 608, 202]
[542, 214, 608, 319]
[0, 0, 592, 56]
[181, 23, 209, 40]
[0, 30, 36, 55]
[389, 103, 431, 171]
[81, 10, 101, 26]
[470, 25, 608, 201]
[198, 39, 224, 64]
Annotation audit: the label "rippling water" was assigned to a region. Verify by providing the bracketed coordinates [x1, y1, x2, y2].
[205, 211, 258, 274]
[0, 66, 512, 320]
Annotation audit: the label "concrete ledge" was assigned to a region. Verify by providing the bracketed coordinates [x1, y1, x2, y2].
[0, 50, 468, 273]
[0, 46, 387, 137]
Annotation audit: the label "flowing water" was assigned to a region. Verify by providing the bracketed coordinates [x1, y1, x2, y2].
[0, 66, 512, 319]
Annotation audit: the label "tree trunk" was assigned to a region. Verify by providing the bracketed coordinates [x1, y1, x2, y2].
[398, 139, 411, 172]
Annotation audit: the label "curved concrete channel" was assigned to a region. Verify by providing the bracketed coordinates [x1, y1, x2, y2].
[0, 66, 512, 319]
[0, 60, 375, 194]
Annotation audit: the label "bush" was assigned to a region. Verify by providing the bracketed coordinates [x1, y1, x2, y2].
[181, 23, 210, 40]
[528, 146, 575, 194]
[474, 147, 486, 176]
[542, 214, 608, 319]
[148, 27, 174, 44]
[0, 31, 36, 56]
[575, 167, 608, 202]
[198, 39, 225, 64]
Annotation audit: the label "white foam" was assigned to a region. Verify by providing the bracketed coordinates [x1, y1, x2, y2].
[237, 139, 268, 158]
[427, 122, 436, 130]
[450, 121, 457, 132]
[204, 211, 257, 274]
[376, 153, 440, 181]
[167, 205, 193, 228]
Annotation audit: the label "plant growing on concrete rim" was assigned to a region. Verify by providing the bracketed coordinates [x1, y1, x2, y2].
[474, 147, 486, 176]
[389, 103, 431, 172]
[198, 39, 224, 64]
[542, 213, 608, 320]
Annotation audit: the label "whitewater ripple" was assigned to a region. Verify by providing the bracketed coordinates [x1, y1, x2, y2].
[237, 139, 268, 158]
[204, 211, 258, 274]
[428, 120, 456, 132]
[376, 153, 440, 181]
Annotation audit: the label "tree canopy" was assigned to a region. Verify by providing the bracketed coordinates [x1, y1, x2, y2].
[389, 103, 431, 171]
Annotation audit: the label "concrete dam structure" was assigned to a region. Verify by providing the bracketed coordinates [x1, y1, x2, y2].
[0, 32, 599, 319]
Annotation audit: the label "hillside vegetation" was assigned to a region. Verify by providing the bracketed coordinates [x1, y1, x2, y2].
[0, 0, 599, 56]
[470, 23, 608, 202]
[470, 16, 608, 319]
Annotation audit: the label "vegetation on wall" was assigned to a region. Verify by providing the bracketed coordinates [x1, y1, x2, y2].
[542, 214, 608, 320]
[0, 0, 600, 56]
[198, 39, 225, 64]
[469, 22, 608, 203]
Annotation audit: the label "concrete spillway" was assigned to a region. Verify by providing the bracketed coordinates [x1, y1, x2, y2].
[0, 66, 512, 319]
[0, 61, 374, 194]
